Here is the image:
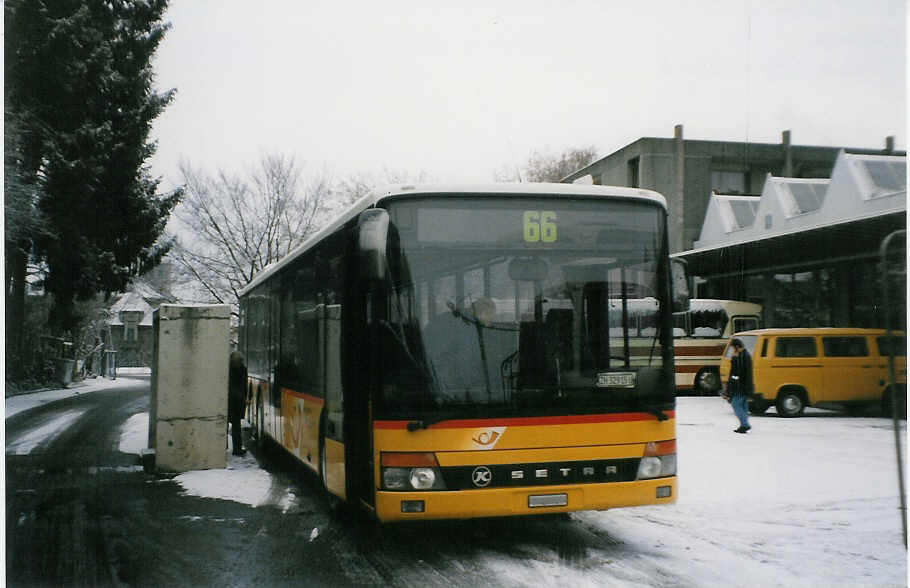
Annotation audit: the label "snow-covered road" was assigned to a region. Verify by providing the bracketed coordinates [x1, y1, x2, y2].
[151, 397, 907, 587]
[10, 378, 905, 586]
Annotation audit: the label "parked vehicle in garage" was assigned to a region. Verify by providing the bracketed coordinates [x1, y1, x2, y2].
[719, 328, 906, 417]
[672, 299, 761, 396]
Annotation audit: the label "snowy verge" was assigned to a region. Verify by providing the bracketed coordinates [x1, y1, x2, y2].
[6, 375, 148, 419]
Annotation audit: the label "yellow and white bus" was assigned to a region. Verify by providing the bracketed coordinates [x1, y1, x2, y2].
[672, 299, 761, 395]
[239, 184, 687, 522]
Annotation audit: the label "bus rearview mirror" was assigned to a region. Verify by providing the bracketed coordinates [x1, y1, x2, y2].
[357, 208, 390, 280]
[671, 258, 691, 312]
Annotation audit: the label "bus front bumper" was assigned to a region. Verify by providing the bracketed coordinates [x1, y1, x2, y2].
[374, 477, 676, 522]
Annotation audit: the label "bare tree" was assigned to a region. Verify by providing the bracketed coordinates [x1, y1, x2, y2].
[169, 160, 431, 313]
[496, 146, 599, 183]
[170, 154, 330, 310]
[332, 167, 433, 209]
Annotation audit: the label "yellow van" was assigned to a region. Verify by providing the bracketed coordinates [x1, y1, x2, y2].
[719, 328, 906, 417]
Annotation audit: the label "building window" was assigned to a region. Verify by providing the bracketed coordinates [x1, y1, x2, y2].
[627, 157, 640, 188]
[711, 171, 746, 194]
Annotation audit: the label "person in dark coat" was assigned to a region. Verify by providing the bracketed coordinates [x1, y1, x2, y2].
[727, 338, 754, 434]
[228, 351, 248, 455]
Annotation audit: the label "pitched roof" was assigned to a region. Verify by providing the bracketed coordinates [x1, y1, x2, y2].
[693, 151, 905, 250]
[107, 281, 173, 326]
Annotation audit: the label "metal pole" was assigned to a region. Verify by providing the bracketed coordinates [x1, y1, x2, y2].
[880, 229, 907, 548]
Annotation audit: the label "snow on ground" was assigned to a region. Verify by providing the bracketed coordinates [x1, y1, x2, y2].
[43, 386, 903, 587]
[172, 450, 276, 508]
[493, 399, 908, 588]
[5, 370, 149, 419]
[118, 412, 149, 454]
[6, 408, 89, 455]
[116, 411, 281, 509]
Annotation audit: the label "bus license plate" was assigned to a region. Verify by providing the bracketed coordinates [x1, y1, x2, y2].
[529, 493, 568, 508]
[597, 372, 635, 388]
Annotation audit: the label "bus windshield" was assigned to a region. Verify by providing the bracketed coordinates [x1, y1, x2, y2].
[373, 196, 673, 419]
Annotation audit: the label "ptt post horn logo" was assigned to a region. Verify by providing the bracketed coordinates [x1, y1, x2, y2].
[472, 466, 492, 487]
[471, 427, 506, 449]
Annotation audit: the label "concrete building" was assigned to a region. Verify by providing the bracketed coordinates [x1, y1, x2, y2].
[562, 126, 905, 331]
[562, 125, 902, 253]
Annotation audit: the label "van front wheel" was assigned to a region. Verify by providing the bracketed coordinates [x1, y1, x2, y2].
[776, 391, 805, 417]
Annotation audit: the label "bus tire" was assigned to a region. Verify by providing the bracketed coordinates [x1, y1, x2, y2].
[695, 369, 720, 396]
[776, 389, 806, 418]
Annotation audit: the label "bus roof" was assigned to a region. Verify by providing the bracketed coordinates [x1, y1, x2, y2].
[239, 183, 667, 297]
[689, 299, 763, 314]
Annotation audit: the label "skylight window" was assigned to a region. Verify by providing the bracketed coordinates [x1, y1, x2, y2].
[728, 200, 758, 229]
[787, 183, 827, 214]
[862, 160, 905, 195]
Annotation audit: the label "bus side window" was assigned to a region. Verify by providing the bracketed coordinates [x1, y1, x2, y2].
[733, 317, 759, 333]
[761, 338, 768, 357]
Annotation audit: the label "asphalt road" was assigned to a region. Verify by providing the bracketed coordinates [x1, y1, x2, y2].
[5, 377, 644, 588]
[5, 376, 358, 586]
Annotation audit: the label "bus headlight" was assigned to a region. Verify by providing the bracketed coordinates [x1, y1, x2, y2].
[636, 440, 677, 480]
[383, 468, 410, 489]
[409, 468, 437, 489]
[637, 457, 663, 479]
[380, 452, 447, 491]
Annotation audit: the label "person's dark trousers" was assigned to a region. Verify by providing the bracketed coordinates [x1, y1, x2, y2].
[230, 414, 244, 454]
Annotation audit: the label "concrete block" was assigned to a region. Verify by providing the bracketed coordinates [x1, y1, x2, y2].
[150, 304, 230, 472]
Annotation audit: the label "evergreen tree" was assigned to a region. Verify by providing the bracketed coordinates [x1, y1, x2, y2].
[5, 0, 180, 333]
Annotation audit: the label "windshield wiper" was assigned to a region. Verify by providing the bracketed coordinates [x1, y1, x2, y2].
[407, 418, 451, 431]
[406, 413, 466, 431]
[647, 406, 669, 421]
[405, 404, 482, 431]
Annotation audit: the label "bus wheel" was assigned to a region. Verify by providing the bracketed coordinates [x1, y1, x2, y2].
[695, 369, 720, 396]
[776, 390, 805, 417]
[319, 435, 341, 512]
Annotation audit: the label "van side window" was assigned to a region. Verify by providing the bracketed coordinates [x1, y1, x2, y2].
[761, 338, 768, 357]
[775, 337, 817, 358]
[822, 336, 868, 357]
[877, 336, 907, 357]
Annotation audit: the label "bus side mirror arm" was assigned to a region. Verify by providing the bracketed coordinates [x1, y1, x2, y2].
[357, 208, 390, 281]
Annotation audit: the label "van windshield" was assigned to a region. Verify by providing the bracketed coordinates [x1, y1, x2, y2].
[725, 334, 757, 358]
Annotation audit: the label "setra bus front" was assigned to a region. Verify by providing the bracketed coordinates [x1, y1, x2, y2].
[360, 185, 683, 521]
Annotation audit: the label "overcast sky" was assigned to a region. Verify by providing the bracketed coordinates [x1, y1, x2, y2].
[149, 0, 906, 190]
